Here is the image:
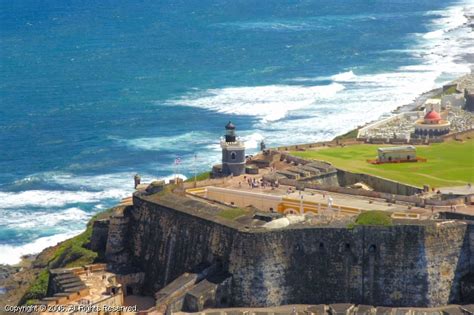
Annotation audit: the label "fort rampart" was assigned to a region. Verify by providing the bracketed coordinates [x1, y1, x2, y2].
[101, 193, 474, 308]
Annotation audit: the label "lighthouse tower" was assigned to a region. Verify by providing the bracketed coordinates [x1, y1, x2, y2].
[220, 121, 246, 176]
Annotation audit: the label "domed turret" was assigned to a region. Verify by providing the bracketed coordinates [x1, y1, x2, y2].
[225, 121, 235, 130]
[424, 110, 442, 124]
[413, 109, 450, 138]
[225, 121, 236, 142]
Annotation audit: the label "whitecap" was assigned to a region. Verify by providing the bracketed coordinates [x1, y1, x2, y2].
[330, 70, 357, 82]
[241, 132, 265, 150]
[112, 131, 215, 152]
[0, 231, 82, 265]
[158, 174, 188, 182]
[167, 83, 345, 123]
[0, 189, 129, 209]
[1, 207, 90, 230]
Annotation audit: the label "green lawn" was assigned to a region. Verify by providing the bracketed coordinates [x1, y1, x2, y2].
[292, 138, 474, 188]
[348, 210, 393, 228]
[217, 208, 248, 220]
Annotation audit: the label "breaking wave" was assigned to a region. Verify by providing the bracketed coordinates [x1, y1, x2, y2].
[167, 83, 345, 123]
[0, 189, 128, 209]
[167, 1, 472, 145]
[1, 207, 90, 229]
[112, 131, 216, 152]
[0, 171, 157, 265]
[0, 231, 82, 265]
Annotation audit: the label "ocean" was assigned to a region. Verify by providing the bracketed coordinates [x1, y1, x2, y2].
[0, 0, 473, 265]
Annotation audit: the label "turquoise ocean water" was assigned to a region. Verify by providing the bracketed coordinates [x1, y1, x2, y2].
[0, 0, 473, 264]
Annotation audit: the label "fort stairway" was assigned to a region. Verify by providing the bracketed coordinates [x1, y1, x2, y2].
[155, 262, 232, 314]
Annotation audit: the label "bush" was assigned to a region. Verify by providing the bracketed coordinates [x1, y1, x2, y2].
[351, 210, 392, 227]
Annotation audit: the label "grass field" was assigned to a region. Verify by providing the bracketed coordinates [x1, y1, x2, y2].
[217, 208, 248, 220]
[292, 138, 474, 188]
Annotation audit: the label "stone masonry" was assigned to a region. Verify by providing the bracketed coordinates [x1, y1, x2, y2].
[99, 192, 474, 309]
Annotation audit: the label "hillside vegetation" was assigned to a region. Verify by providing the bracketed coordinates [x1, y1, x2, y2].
[18, 208, 113, 305]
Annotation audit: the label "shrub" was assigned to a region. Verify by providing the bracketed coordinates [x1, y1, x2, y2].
[19, 269, 49, 305]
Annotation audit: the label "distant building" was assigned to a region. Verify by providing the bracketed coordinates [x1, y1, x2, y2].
[413, 109, 450, 138]
[465, 88, 474, 112]
[377, 145, 416, 163]
[424, 98, 441, 113]
[441, 93, 465, 108]
[212, 121, 246, 177]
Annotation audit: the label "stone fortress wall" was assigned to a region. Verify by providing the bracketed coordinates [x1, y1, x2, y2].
[278, 153, 471, 208]
[279, 153, 423, 196]
[99, 193, 474, 309]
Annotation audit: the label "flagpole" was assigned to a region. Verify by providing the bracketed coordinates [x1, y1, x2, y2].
[194, 154, 197, 187]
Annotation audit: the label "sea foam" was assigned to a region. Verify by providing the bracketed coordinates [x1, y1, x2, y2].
[163, 1, 472, 147]
[168, 83, 345, 123]
[0, 189, 128, 209]
[0, 230, 82, 265]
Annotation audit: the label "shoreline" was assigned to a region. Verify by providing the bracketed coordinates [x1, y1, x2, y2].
[393, 70, 474, 115]
[341, 71, 473, 141]
[0, 254, 37, 310]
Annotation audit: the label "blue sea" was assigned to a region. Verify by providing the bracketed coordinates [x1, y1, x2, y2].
[0, 0, 473, 264]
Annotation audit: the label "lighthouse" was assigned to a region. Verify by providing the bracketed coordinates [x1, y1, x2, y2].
[212, 121, 246, 177]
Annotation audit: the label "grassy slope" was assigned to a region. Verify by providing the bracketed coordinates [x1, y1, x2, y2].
[292, 138, 474, 188]
[333, 128, 358, 140]
[184, 171, 211, 182]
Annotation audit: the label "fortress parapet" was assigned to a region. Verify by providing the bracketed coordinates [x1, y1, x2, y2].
[90, 189, 474, 310]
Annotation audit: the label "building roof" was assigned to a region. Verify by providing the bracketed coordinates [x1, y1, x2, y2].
[225, 121, 235, 130]
[378, 145, 416, 152]
[425, 98, 441, 105]
[424, 110, 441, 121]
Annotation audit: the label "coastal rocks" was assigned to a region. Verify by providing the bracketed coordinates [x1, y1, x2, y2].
[0, 265, 18, 297]
[0, 265, 18, 281]
[0, 256, 38, 308]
